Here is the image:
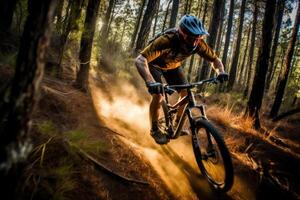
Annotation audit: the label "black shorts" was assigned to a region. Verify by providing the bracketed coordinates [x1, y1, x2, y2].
[149, 66, 188, 88]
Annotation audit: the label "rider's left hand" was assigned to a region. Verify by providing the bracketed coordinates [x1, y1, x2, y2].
[217, 73, 229, 83]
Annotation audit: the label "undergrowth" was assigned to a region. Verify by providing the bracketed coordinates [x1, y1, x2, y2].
[19, 118, 107, 200]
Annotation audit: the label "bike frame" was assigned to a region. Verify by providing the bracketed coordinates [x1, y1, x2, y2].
[164, 86, 208, 139]
[162, 78, 234, 192]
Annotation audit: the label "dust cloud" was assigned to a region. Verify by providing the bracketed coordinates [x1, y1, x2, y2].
[89, 71, 254, 200]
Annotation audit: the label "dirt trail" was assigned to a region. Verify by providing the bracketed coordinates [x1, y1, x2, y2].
[90, 79, 257, 200]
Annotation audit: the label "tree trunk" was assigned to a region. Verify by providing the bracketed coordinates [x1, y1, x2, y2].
[238, 26, 251, 86]
[152, 3, 160, 37]
[221, 0, 234, 67]
[100, 0, 115, 49]
[0, 0, 18, 32]
[227, 0, 247, 90]
[58, 0, 85, 75]
[187, 0, 193, 14]
[97, 0, 116, 68]
[130, 0, 146, 49]
[0, 0, 57, 197]
[269, 3, 300, 118]
[55, 0, 64, 27]
[199, 0, 224, 82]
[162, 0, 172, 31]
[75, 0, 101, 92]
[265, 0, 285, 93]
[246, 0, 276, 129]
[201, 0, 209, 26]
[273, 108, 300, 121]
[196, 0, 202, 18]
[243, 0, 258, 98]
[215, 0, 226, 55]
[169, 0, 179, 28]
[183, 0, 190, 15]
[135, 0, 159, 53]
[120, 20, 127, 44]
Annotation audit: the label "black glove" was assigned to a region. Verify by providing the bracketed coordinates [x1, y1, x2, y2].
[217, 73, 229, 83]
[146, 82, 163, 94]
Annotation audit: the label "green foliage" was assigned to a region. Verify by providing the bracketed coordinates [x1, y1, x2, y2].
[66, 129, 88, 142]
[0, 52, 17, 67]
[65, 129, 108, 154]
[24, 120, 108, 199]
[22, 134, 77, 200]
[37, 120, 58, 135]
[11, 0, 28, 34]
[29, 162, 76, 200]
[84, 139, 107, 154]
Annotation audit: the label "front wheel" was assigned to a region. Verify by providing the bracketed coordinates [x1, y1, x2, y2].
[191, 119, 234, 192]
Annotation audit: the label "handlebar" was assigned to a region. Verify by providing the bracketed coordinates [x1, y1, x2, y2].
[164, 77, 218, 93]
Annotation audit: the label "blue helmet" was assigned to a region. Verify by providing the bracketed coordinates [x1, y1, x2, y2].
[179, 15, 209, 36]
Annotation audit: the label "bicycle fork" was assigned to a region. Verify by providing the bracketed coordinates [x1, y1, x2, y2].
[188, 105, 215, 159]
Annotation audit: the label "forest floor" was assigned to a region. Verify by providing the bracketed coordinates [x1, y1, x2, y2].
[2, 64, 299, 200]
[89, 70, 300, 200]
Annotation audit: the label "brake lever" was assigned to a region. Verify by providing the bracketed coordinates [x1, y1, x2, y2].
[212, 79, 219, 84]
[165, 86, 176, 95]
[209, 77, 218, 84]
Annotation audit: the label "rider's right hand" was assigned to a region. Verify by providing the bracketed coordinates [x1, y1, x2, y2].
[146, 82, 163, 94]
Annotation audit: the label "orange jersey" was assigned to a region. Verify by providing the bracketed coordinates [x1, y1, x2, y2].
[140, 32, 217, 70]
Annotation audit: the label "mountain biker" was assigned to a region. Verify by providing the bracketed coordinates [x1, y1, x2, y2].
[135, 14, 229, 145]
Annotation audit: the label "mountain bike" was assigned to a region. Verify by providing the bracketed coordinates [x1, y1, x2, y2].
[158, 77, 234, 192]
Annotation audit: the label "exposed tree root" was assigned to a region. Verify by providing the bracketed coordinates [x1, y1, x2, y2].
[273, 108, 300, 121]
[67, 141, 149, 185]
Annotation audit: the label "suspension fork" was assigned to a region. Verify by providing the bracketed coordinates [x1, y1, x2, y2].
[187, 104, 213, 149]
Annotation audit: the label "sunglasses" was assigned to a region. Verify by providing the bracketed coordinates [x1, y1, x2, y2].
[178, 28, 203, 43]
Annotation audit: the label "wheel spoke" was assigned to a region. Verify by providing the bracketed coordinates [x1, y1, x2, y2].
[197, 127, 227, 186]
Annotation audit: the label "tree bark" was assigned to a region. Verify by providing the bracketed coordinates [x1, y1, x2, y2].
[243, 0, 258, 98]
[198, 0, 224, 81]
[238, 25, 251, 86]
[215, 0, 226, 55]
[269, 3, 300, 118]
[130, 0, 147, 49]
[221, 0, 234, 67]
[196, 0, 202, 18]
[273, 108, 300, 121]
[247, 0, 276, 129]
[75, 0, 101, 92]
[55, 0, 64, 28]
[58, 0, 85, 74]
[135, 0, 159, 53]
[169, 0, 179, 28]
[183, 0, 190, 15]
[201, 0, 209, 26]
[0, 0, 57, 197]
[162, 0, 172, 31]
[228, 0, 247, 90]
[97, 0, 116, 69]
[265, 0, 285, 93]
[187, 0, 193, 14]
[153, 3, 160, 37]
[100, 0, 115, 49]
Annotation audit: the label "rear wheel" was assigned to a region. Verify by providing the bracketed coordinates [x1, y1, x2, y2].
[191, 119, 234, 192]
